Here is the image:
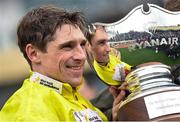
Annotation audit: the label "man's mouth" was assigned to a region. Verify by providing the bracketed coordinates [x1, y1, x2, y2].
[67, 66, 82, 70]
[66, 65, 84, 77]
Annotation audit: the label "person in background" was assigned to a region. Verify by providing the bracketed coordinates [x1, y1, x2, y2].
[86, 24, 132, 120]
[0, 5, 125, 121]
[86, 24, 132, 86]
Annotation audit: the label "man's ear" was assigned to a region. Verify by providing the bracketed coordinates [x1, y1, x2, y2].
[25, 44, 41, 64]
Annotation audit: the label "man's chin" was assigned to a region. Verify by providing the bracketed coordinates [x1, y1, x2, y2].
[69, 78, 82, 87]
[104, 58, 109, 63]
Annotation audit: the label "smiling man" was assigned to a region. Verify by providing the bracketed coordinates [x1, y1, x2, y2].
[0, 6, 109, 121]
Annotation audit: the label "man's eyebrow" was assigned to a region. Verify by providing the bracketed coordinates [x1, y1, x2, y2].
[58, 39, 87, 47]
[58, 40, 75, 47]
[96, 39, 107, 43]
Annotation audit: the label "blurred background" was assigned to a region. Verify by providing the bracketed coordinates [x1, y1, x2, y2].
[0, 0, 166, 109]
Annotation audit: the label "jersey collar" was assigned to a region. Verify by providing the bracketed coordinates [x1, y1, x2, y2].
[29, 71, 79, 96]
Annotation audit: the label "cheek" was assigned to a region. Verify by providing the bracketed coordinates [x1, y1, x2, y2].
[57, 56, 65, 69]
[57, 53, 71, 71]
[97, 48, 104, 55]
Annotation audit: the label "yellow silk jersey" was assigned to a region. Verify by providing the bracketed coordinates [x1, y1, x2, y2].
[0, 72, 107, 121]
[94, 53, 131, 86]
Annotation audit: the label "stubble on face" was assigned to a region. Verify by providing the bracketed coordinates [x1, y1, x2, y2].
[36, 24, 86, 87]
[54, 24, 86, 87]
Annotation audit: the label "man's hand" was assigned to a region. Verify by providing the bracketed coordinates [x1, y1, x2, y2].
[109, 82, 128, 121]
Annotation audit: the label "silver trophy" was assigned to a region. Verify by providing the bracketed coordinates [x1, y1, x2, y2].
[118, 63, 180, 121]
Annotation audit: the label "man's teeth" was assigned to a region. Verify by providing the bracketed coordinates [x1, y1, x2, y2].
[70, 66, 81, 70]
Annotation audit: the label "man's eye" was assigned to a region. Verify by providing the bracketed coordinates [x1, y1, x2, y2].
[99, 41, 105, 45]
[62, 45, 73, 50]
[80, 42, 86, 48]
[97, 39, 107, 45]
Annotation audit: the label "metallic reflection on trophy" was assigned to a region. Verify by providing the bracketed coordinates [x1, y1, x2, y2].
[118, 64, 180, 121]
[126, 64, 175, 93]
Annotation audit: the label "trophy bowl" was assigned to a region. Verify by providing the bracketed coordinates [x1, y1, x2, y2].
[118, 64, 180, 121]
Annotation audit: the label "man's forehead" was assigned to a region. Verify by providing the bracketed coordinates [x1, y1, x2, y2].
[93, 28, 108, 40]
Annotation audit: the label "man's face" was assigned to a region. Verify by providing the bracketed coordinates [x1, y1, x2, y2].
[90, 27, 111, 64]
[36, 24, 86, 87]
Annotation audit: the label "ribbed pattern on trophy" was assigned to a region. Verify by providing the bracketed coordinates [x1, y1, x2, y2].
[126, 64, 176, 93]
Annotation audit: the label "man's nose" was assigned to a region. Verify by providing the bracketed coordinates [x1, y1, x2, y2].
[73, 46, 86, 60]
[105, 43, 111, 52]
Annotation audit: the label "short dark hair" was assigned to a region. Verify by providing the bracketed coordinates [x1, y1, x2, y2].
[17, 5, 87, 65]
[86, 24, 105, 44]
[164, 0, 180, 11]
[86, 24, 96, 44]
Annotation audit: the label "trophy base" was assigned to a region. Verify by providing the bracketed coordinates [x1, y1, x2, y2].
[118, 86, 180, 121]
